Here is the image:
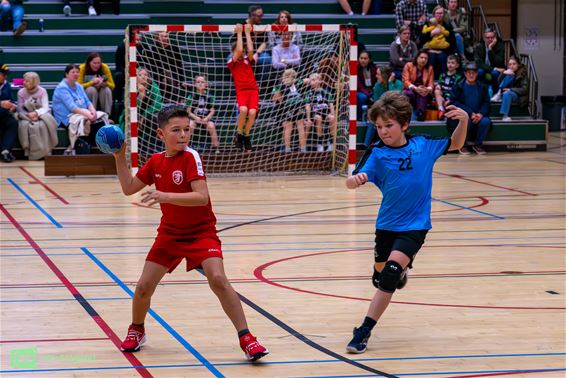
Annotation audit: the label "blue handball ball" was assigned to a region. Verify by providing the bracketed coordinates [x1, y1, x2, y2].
[95, 125, 125, 154]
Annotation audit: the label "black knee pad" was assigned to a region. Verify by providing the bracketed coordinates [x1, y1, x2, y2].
[372, 267, 380, 289]
[378, 261, 403, 293]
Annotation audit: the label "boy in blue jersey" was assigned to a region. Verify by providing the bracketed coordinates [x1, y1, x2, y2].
[345, 91, 468, 354]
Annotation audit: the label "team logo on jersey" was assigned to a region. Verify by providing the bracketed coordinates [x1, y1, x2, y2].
[172, 170, 183, 185]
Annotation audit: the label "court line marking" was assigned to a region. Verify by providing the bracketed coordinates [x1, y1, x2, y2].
[0, 337, 110, 344]
[432, 198, 505, 219]
[6, 178, 63, 228]
[307, 368, 566, 377]
[0, 297, 130, 303]
[0, 203, 151, 378]
[19, 166, 69, 204]
[80, 247, 225, 378]
[434, 171, 538, 196]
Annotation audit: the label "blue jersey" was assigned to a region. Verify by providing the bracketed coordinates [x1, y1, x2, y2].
[356, 135, 450, 231]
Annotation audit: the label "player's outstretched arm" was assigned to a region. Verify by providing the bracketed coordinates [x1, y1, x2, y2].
[244, 24, 254, 62]
[445, 105, 468, 151]
[346, 173, 368, 189]
[113, 143, 146, 195]
[233, 24, 244, 61]
[141, 179, 209, 207]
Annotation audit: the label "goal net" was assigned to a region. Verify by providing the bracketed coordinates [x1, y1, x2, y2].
[125, 24, 357, 175]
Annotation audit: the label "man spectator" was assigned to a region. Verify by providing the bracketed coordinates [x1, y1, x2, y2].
[447, 62, 491, 155]
[474, 28, 505, 91]
[0, 63, 18, 162]
[243, 4, 270, 65]
[395, 0, 426, 43]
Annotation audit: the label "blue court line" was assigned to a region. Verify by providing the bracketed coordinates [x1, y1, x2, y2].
[432, 197, 505, 220]
[0, 297, 130, 303]
[80, 247, 224, 378]
[303, 367, 566, 377]
[6, 178, 63, 228]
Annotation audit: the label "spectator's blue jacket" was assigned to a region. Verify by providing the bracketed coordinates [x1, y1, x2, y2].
[0, 81, 14, 117]
[449, 80, 490, 116]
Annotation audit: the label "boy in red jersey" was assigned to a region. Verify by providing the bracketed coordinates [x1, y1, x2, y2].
[227, 23, 258, 152]
[113, 107, 268, 361]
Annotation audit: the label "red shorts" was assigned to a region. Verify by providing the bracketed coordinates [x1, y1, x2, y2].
[146, 234, 223, 273]
[236, 89, 259, 111]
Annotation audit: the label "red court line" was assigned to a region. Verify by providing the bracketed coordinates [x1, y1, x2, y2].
[0, 337, 110, 343]
[435, 171, 538, 196]
[19, 166, 69, 204]
[0, 203, 152, 378]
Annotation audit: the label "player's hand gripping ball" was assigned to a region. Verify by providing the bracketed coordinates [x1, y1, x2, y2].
[95, 125, 125, 154]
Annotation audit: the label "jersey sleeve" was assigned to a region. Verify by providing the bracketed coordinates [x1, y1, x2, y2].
[136, 156, 155, 186]
[185, 94, 193, 107]
[423, 136, 451, 160]
[208, 95, 215, 108]
[355, 148, 383, 186]
[185, 150, 207, 183]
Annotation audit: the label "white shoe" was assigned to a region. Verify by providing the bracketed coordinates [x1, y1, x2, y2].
[63, 5, 72, 16]
[326, 142, 333, 151]
[490, 91, 502, 102]
[502, 116, 512, 122]
[88, 6, 97, 16]
[316, 144, 324, 152]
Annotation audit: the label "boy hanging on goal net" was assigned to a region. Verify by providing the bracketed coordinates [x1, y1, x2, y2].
[227, 23, 258, 153]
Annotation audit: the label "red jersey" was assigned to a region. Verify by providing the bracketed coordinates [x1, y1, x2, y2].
[136, 148, 218, 238]
[227, 57, 258, 91]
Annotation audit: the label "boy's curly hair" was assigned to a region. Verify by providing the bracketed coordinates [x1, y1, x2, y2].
[368, 91, 412, 126]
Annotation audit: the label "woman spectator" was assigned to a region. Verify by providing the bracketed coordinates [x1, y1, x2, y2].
[0, 63, 17, 162]
[389, 25, 418, 79]
[402, 49, 434, 121]
[78, 52, 114, 115]
[444, 0, 469, 57]
[357, 50, 377, 120]
[272, 31, 301, 70]
[491, 56, 529, 122]
[17, 72, 58, 160]
[269, 10, 301, 47]
[136, 67, 163, 150]
[420, 6, 455, 78]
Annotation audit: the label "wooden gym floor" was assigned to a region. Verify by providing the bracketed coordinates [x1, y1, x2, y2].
[1, 132, 564, 377]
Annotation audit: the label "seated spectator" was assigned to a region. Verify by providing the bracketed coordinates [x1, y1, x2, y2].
[474, 28, 505, 91]
[269, 10, 301, 47]
[1, 0, 26, 37]
[305, 73, 335, 152]
[491, 56, 529, 122]
[402, 49, 434, 121]
[136, 67, 163, 151]
[434, 54, 462, 119]
[421, 6, 456, 79]
[395, 0, 427, 43]
[63, 0, 97, 16]
[337, 0, 373, 16]
[149, 31, 184, 103]
[389, 25, 418, 79]
[186, 75, 219, 153]
[17, 72, 58, 160]
[444, 0, 469, 57]
[0, 63, 17, 162]
[447, 62, 490, 155]
[78, 52, 114, 115]
[272, 32, 301, 70]
[357, 50, 377, 120]
[243, 5, 270, 66]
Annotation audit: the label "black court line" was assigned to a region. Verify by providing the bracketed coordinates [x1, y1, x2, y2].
[213, 205, 400, 378]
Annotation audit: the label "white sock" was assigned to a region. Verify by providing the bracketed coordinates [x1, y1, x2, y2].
[347, 11, 354, 16]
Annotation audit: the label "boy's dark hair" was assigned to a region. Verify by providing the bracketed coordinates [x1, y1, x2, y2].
[248, 4, 262, 16]
[157, 107, 189, 129]
[368, 91, 412, 126]
[447, 54, 461, 65]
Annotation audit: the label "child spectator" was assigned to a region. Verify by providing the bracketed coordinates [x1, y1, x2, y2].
[422, 17, 450, 50]
[389, 26, 418, 79]
[0, 63, 17, 162]
[186, 75, 220, 153]
[272, 32, 301, 70]
[305, 73, 335, 152]
[434, 54, 462, 119]
[402, 49, 434, 121]
[344, 91, 469, 354]
[272, 68, 307, 153]
[357, 51, 377, 120]
[136, 67, 163, 151]
[78, 52, 114, 115]
[17, 72, 58, 160]
[112, 107, 269, 362]
[491, 56, 529, 122]
[228, 23, 258, 153]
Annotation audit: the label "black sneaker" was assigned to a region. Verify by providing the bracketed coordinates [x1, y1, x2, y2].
[346, 326, 371, 354]
[234, 133, 244, 151]
[243, 135, 253, 152]
[1, 151, 15, 163]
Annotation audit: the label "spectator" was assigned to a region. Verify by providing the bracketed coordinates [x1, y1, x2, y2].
[395, 0, 427, 43]
[62, 0, 97, 16]
[420, 6, 456, 78]
[434, 54, 462, 119]
[92, 0, 119, 15]
[136, 67, 163, 152]
[422, 17, 450, 50]
[491, 56, 529, 122]
[243, 5, 270, 66]
[1, 0, 26, 37]
[269, 10, 301, 47]
[78, 52, 114, 115]
[148, 31, 184, 103]
[474, 28, 505, 91]
[0, 63, 17, 162]
[186, 75, 219, 153]
[389, 25, 418, 78]
[357, 51, 377, 120]
[447, 62, 491, 155]
[305, 73, 335, 152]
[402, 49, 434, 121]
[444, 0, 469, 57]
[272, 32, 301, 70]
[17, 72, 58, 160]
[272, 68, 307, 153]
[337, 0, 372, 16]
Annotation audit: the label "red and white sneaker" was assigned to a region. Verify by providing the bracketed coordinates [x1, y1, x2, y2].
[120, 324, 146, 352]
[239, 333, 269, 361]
